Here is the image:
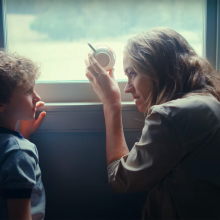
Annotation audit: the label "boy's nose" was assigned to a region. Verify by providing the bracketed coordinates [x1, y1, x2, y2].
[124, 82, 134, 93]
[34, 91, 41, 102]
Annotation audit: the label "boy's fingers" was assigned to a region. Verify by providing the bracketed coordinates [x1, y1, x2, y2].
[34, 111, 46, 129]
[36, 101, 45, 108]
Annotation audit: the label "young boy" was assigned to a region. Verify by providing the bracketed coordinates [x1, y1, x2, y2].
[0, 50, 46, 219]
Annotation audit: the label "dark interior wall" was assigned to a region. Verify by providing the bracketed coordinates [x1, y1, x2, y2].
[31, 131, 147, 220]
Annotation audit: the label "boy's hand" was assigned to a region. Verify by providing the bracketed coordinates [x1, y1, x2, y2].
[20, 101, 46, 140]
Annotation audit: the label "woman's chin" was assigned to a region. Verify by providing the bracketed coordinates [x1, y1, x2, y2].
[137, 105, 145, 113]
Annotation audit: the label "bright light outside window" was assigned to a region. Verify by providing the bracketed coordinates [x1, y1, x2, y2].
[6, 0, 204, 82]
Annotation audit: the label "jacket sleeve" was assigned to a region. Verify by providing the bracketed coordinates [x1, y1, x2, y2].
[107, 108, 185, 193]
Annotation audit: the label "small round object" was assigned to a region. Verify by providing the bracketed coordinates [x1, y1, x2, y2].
[90, 45, 116, 71]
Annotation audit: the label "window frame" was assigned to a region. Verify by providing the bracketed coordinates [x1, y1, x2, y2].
[1, 0, 132, 103]
[1, 0, 215, 103]
[205, 0, 220, 71]
[1, 0, 220, 132]
[0, 0, 6, 48]
[217, 0, 220, 71]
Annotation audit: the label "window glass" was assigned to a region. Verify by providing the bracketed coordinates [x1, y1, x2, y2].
[6, 0, 204, 81]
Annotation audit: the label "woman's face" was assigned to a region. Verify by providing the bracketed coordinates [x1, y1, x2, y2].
[123, 53, 152, 113]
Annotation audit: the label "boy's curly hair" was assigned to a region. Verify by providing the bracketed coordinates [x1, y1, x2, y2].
[0, 50, 40, 103]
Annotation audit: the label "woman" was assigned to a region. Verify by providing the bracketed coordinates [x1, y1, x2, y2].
[85, 27, 220, 219]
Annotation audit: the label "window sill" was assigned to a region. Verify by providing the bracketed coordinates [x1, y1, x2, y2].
[35, 81, 133, 103]
[33, 102, 145, 132]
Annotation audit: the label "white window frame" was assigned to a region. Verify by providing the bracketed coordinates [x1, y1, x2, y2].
[34, 81, 131, 103]
[1, 0, 219, 132]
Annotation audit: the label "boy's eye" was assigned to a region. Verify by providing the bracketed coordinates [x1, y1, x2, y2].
[26, 88, 33, 93]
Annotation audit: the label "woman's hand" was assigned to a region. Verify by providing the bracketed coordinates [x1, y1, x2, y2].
[85, 54, 129, 165]
[7, 199, 32, 220]
[85, 54, 121, 107]
[20, 101, 46, 140]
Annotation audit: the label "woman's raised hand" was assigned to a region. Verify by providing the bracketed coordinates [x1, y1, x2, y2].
[85, 54, 121, 107]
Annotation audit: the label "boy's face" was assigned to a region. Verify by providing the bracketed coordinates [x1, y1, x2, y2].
[2, 85, 41, 121]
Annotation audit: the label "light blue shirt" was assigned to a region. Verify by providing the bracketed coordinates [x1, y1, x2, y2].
[0, 127, 45, 220]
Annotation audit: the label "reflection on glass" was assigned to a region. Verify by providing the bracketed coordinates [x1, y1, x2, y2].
[6, 0, 204, 81]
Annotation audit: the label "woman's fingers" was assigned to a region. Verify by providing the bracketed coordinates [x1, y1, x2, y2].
[109, 68, 115, 79]
[85, 54, 109, 83]
[85, 58, 99, 78]
[85, 69, 94, 82]
[88, 54, 102, 74]
[88, 54, 107, 75]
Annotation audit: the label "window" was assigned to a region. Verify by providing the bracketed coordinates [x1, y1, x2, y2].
[0, 0, 218, 103]
[6, 0, 204, 81]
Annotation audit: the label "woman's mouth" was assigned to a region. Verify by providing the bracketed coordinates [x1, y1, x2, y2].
[132, 96, 140, 105]
[133, 95, 140, 100]
[132, 95, 139, 99]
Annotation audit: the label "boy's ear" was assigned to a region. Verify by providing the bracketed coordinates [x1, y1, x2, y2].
[0, 103, 5, 113]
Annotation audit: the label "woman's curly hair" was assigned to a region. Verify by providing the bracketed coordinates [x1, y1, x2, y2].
[0, 50, 40, 103]
[125, 27, 220, 113]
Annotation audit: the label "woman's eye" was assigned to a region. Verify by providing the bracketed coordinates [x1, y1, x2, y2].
[128, 72, 136, 78]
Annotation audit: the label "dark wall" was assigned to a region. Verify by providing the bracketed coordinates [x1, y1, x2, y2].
[31, 131, 147, 220]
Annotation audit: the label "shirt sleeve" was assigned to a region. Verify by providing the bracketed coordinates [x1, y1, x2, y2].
[107, 108, 185, 193]
[0, 149, 37, 199]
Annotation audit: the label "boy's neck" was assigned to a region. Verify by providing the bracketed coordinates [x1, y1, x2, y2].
[0, 117, 18, 131]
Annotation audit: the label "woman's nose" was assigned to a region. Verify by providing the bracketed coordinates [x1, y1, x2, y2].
[124, 82, 134, 93]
